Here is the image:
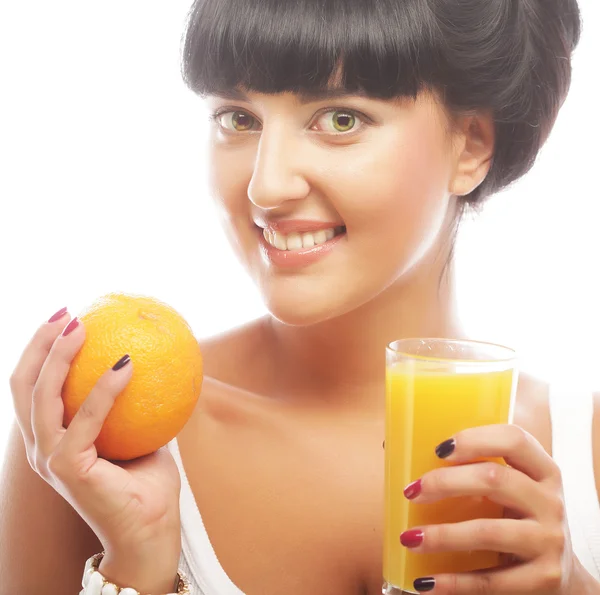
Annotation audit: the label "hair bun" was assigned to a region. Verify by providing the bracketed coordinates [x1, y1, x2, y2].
[461, 0, 582, 203]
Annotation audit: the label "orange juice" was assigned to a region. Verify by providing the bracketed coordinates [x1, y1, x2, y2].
[384, 363, 516, 593]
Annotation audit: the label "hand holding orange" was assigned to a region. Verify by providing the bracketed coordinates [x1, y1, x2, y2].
[62, 292, 203, 461]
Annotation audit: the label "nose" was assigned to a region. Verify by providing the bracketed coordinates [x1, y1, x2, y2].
[247, 125, 310, 211]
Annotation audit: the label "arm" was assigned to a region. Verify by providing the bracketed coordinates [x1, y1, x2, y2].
[0, 421, 102, 593]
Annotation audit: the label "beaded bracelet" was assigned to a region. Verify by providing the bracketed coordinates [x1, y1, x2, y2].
[80, 552, 190, 595]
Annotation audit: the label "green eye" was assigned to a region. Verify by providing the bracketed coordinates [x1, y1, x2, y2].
[330, 111, 356, 132]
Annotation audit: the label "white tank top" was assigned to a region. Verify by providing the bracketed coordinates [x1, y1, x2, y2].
[167, 386, 600, 594]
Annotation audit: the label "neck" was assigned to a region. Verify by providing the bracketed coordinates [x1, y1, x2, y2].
[267, 254, 465, 407]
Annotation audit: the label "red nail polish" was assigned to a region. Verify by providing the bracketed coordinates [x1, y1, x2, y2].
[401, 529, 424, 548]
[404, 479, 422, 500]
[62, 317, 79, 337]
[48, 307, 68, 323]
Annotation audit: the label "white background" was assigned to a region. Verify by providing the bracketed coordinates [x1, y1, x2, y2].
[0, 1, 599, 465]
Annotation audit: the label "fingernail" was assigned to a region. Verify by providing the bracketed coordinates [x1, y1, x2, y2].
[62, 317, 79, 337]
[112, 354, 131, 371]
[414, 577, 435, 592]
[435, 438, 456, 459]
[404, 479, 422, 500]
[400, 529, 424, 548]
[48, 307, 68, 323]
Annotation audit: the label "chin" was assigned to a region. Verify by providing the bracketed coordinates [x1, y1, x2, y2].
[264, 295, 335, 327]
[260, 279, 378, 328]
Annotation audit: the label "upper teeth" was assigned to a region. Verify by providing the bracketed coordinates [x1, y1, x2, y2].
[263, 227, 342, 251]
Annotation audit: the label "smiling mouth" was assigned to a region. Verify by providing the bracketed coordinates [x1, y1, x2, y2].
[262, 226, 347, 251]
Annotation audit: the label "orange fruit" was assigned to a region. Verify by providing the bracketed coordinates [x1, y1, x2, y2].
[62, 293, 203, 461]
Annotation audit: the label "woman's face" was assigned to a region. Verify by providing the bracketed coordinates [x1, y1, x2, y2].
[204, 88, 463, 325]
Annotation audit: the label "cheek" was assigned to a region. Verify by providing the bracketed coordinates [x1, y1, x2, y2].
[386, 136, 451, 241]
[207, 143, 252, 216]
[328, 118, 452, 260]
[208, 143, 256, 226]
[206, 145, 259, 265]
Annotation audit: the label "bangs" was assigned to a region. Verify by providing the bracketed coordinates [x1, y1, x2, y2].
[182, 0, 443, 100]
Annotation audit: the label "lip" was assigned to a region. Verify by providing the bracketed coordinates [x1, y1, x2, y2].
[255, 219, 344, 235]
[258, 227, 346, 269]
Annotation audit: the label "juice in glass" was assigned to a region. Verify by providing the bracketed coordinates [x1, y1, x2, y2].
[383, 339, 518, 594]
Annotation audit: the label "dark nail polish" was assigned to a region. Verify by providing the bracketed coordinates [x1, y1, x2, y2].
[400, 529, 424, 548]
[414, 577, 436, 592]
[48, 307, 68, 323]
[112, 354, 131, 371]
[404, 478, 422, 500]
[435, 438, 456, 459]
[62, 317, 79, 337]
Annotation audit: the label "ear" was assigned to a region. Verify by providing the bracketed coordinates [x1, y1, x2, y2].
[448, 112, 495, 197]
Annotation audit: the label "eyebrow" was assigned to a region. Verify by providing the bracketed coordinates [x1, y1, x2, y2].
[210, 87, 370, 105]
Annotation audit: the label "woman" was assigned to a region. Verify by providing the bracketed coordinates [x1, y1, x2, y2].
[3, 0, 598, 593]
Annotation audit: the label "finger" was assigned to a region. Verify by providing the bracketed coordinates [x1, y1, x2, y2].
[435, 425, 558, 482]
[413, 462, 547, 519]
[56, 355, 132, 463]
[413, 559, 563, 594]
[9, 308, 71, 442]
[30, 317, 85, 455]
[401, 518, 545, 560]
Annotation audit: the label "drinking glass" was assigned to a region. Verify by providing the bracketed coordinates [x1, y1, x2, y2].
[383, 338, 518, 594]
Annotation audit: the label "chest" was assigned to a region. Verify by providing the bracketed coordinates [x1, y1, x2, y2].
[178, 407, 386, 595]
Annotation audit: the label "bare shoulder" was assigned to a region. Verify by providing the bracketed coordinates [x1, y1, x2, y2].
[513, 371, 552, 455]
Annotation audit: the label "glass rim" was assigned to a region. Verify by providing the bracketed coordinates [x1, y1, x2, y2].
[386, 337, 517, 364]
